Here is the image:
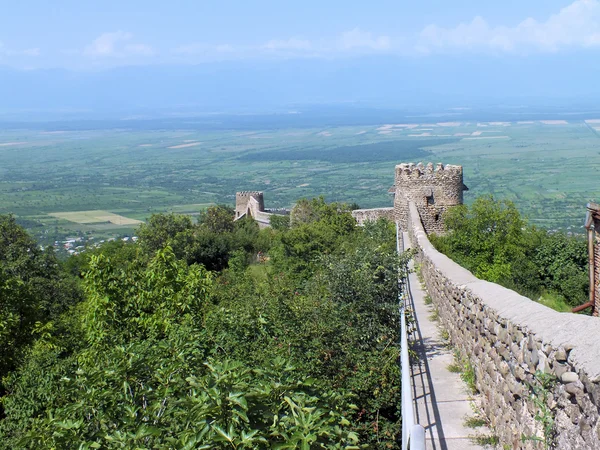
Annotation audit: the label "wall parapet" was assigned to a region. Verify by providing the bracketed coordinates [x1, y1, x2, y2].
[407, 201, 600, 449]
[351, 207, 394, 226]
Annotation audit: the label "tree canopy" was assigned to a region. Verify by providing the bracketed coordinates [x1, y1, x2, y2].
[0, 204, 409, 449]
[430, 196, 588, 310]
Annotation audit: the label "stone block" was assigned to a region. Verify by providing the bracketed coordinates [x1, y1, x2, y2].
[561, 372, 580, 383]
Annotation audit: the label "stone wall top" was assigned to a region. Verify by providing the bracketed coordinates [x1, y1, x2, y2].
[395, 162, 463, 180]
[408, 201, 600, 380]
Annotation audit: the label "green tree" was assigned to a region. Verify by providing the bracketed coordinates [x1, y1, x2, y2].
[432, 196, 589, 309]
[137, 213, 193, 255]
[198, 204, 235, 233]
[0, 215, 82, 379]
[431, 196, 532, 283]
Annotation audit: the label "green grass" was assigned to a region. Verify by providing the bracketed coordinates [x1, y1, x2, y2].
[447, 362, 463, 373]
[448, 350, 478, 394]
[536, 292, 573, 312]
[429, 308, 439, 321]
[246, 263, 271, 281]
[464, 416, 487, 428]
[1, 120, 599, 244]
[472, 434, 500, 447]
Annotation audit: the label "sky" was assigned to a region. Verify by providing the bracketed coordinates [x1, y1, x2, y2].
[1, 0, 600, 113]
[1, 0, 597, 69]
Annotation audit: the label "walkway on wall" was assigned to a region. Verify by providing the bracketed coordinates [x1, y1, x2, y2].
[403, 231, 489, 450]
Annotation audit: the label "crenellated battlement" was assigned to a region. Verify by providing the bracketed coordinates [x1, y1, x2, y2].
[393, 161, 467, 234]
[395, 162, 463, 180]
[235, 191, 265, 219]
[236, 191, 264, 197]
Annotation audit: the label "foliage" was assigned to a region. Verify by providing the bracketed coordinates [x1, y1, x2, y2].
[136, 212, 267, 272]
[279, 197, 358, 275]
[431, 196, 588, 309]
[198, 204, 236, 233]
[270, 214, 291, 231]
[0, 215, 82, 381]
[0, 201, 409, 449]
[521, 371, 556, 450]
[137, 213, 194, 255]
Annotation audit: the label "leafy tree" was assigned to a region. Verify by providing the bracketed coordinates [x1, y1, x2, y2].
[269, 214, 291, 231]
[0, 215, 82, 379]
[137, 213, 193, 255]
[0, 200, 408, 449]
[278, 198, 358, 275]
[198, 204, 235, 233]
[431, 196, 588, 309]
[534, 232, 588, 305]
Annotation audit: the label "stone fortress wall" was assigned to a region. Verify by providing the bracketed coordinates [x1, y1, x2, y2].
[351, 162, 466, 234]
[238, 162, 600, 448]
[394, 162, 466, 234]
[234, 191, 290, 228]
[407, 200, 600, 449]
[351, 207, 394, 226]
[235, 191, 265, 220]
[352, 162, 600, 448]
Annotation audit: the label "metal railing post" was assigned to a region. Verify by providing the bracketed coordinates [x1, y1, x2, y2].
[396, 222, 425, 450]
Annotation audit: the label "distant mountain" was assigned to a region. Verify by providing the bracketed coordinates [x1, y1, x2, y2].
[1, 53, 599, 119]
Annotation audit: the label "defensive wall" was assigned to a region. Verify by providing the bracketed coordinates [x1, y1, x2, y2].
[407, 200, 600, 449]
[235, 191, 272, 228]
[352, 162, 467, 234]
[234, 191, 289, 228]
[352, 207, 394, 226]
[237, 162, 600, 447]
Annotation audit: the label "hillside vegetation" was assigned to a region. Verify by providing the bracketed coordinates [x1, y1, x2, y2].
[430, 196, 589, 312]
[0, 200, 408, 449]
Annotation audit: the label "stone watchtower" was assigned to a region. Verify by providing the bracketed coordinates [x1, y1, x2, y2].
[235, 191, 265, 219]
[394, 162, 467, 234]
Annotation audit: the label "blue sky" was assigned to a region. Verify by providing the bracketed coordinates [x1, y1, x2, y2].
[1, 0, 598, 69]
[2, 0, 600, 113]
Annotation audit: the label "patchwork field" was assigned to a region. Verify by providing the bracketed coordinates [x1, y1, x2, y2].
[0, 117, 599, 244]
[49, 210, 143, 225]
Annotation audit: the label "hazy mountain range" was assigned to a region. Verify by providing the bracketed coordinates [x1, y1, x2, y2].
[1, 53, 599, 120]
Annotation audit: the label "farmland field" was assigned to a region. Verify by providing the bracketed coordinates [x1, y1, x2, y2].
[48, 210, 143, 225]
[0, 117, 599, 245]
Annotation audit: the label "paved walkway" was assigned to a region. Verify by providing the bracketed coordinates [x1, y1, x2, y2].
[403, 232, 489, 450]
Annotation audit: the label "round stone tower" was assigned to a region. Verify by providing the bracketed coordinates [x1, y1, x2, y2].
[393, 162, 466, 234]
[235, 191, 265, 219]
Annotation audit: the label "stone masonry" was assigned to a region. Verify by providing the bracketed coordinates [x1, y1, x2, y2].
[394, 162, 467, 234]
[351, 207, 395, 225]
[235, 191, 265, 220]
[352, 162, 467, 232]
[407, 200, 600, 449]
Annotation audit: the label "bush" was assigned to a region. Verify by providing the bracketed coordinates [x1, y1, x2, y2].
[431, 196, 588, 310]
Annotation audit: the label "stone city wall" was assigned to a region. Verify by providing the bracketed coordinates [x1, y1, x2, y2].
[351, 207, 395, 226]
[407, 201, 600, 449]
[394, 163, 465, 235]
[235, 191, 265, 219]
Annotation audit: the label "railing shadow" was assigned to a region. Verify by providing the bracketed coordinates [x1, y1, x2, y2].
[404, 250, 448, 450]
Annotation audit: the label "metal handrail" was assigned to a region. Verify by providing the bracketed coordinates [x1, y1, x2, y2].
[396, 223, 425, 450]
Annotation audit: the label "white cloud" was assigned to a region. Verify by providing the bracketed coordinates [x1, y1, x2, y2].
[0, 41, 40, 57]
[22, 48, 40, 56]
[174, 43, 235, 55]
[263, 38, 312, 51]
[338, 28, 391, 51]
[173, 29, 392, 60]
[418, 0, 600, 53]
[124, 43, 154, 56]
[84, 31, 154, 57]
